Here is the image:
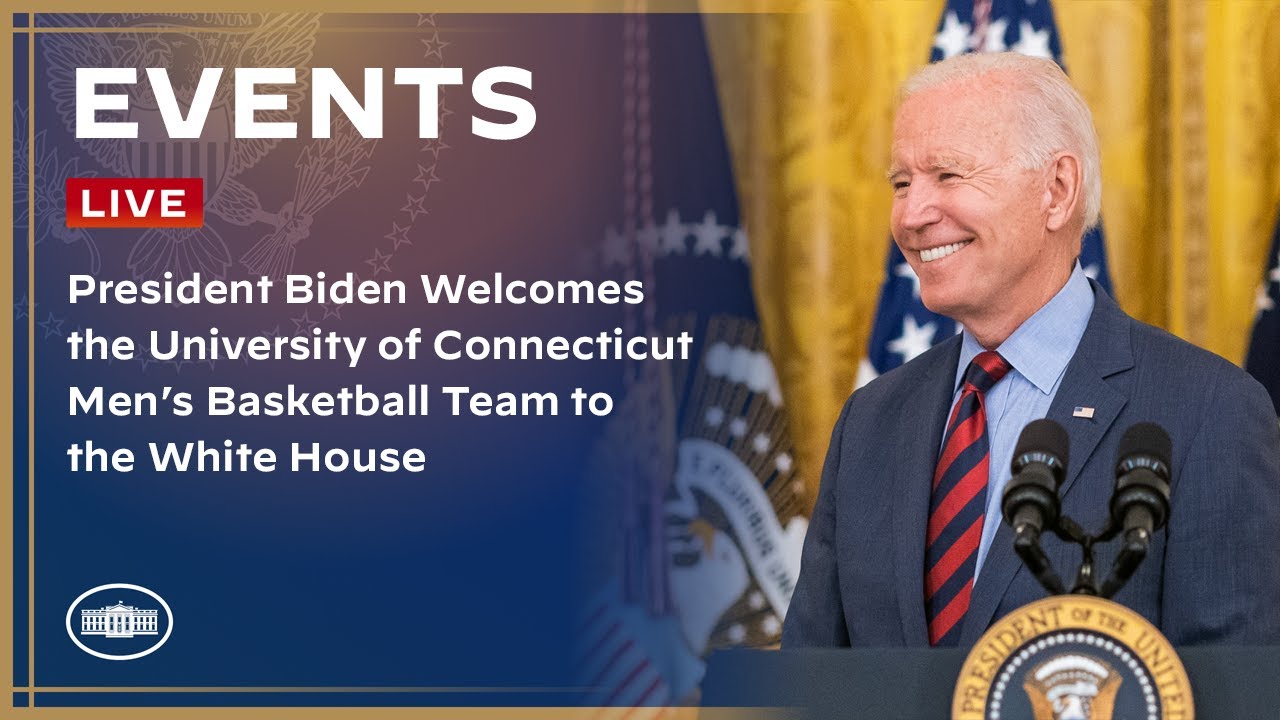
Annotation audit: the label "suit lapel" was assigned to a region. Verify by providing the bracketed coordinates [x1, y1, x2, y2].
[892, 337, 961, 646]
[960, 283, 1135, 645]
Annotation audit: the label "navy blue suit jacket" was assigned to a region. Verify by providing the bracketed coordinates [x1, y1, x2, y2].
[783, 282, 1280, 648]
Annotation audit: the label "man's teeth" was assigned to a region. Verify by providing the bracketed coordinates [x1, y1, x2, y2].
[920, 240, 971, 263]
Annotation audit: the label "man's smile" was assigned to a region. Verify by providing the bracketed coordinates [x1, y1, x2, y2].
[919, 239, 973, 263]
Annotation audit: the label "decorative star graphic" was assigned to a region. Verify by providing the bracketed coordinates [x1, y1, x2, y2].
[413, 163, 442, 192]
[292, 311, 319, 336]
[416, 13, 435, 27]
[659, 209, 688, 256]
[705, 406, 725, 426]
[384, 222, 412, 250]
[420, 137, 450, 158]
[729, 417, 747, 437]
[888, 315, 938, 362]
[420, 30, 450, 61]
[400, 193, 428, 222]
[1012, 20, 1053, 59]
[365, 248, 393, 276]
[934, 11, 972, 59]
[15, 294, 31, 320]
[895, 262, 922, 298]
[322, 302, 344, 321]
[38, 312, 64, 339]
[691, 211, 727, 256]
[437, 105, 455, 131]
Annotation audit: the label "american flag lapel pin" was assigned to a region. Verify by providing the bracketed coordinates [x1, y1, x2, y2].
[1073, 406, 1095, 419]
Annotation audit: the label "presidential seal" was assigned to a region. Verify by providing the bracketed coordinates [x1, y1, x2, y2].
[953, 595, 1192, 720]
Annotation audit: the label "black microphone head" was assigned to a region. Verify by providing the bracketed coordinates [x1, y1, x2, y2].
[1115, 422, 1172, 479]
[1011, 419, 1069, 486]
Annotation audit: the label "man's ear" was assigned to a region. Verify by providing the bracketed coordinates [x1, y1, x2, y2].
[1045, 153, 1083, 233]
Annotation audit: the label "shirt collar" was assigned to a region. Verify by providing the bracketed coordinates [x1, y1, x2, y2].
[954, 262, 1095, 395]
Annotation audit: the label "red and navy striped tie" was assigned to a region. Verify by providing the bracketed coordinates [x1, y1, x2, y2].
[925, 350, 1012, 646]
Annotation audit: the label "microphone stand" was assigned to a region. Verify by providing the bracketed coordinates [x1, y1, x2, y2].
[1017, 512, 1152, 599]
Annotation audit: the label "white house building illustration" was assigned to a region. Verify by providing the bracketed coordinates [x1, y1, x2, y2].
[80, 602, 159, 638]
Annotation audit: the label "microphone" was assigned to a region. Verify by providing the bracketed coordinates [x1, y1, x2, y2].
[1002, 419, 1070, 595]
[1110, 422, 1172, 540]
[1099, 422, 1172, 598]
[1002, 419, 1070, 537]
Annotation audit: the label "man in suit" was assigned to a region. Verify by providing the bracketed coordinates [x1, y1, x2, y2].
[782, 52, 1280, 649]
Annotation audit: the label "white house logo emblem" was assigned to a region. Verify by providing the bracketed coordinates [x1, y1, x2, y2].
[80, 602, 159, 638]
[66, 583, 173, 660]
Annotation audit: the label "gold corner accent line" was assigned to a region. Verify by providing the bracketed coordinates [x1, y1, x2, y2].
[1, 10, 19, 716]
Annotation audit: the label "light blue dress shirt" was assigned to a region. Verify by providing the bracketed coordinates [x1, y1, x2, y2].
[946, 262, 1095, 578]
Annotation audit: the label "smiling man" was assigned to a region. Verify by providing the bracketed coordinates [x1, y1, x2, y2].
[783, 52, 1280, 649]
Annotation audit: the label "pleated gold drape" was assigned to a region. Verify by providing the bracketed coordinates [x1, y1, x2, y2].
[704, 0, 1280, 509]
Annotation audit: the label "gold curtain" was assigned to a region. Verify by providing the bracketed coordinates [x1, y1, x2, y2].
[704, 0, 1280, 509]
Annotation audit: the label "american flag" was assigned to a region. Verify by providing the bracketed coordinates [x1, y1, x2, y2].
[857, 0, 1114, 388]
[1245, 207, 1280, 415]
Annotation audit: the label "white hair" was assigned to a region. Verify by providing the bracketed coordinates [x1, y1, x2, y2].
[901, 53, 1102, 232]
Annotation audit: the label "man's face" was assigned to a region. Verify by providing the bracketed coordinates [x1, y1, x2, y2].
[889, 77, 1070, 331]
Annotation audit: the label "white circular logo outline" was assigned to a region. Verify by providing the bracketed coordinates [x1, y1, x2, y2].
[65, 583, 173, 661]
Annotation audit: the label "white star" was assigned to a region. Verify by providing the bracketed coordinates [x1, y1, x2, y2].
[1012, 20, 1053, 59]
[981, 18, 1009, 52]
[729, 227, 750, 262]
[894, 262, 922, 298]
[1270, 262, 1280, 285]
[760, 614, 781, 636]
[705, 406, 725, 427]
[727, 624, 746, 643]
[1257, 284, 1275, 314]
[692, 210, 727, 256]
[729, 417, 747, 437]
[775, 452, 793, 474]
[934, 11, 971, 60]
[751, 433, 770, 454]
[888, 315, 938, 363]
[748, 591, 766, 610]
[659, 209, 688, 255]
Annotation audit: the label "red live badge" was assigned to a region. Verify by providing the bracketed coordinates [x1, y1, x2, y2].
[66, 177, 204, 228]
